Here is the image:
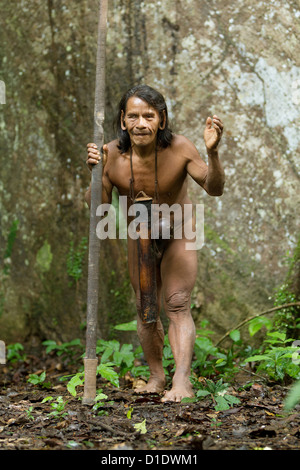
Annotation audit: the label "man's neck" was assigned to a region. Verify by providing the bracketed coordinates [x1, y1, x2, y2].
[131, 141, 157, 159]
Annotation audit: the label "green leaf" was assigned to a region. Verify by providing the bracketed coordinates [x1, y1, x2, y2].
[181, 397, 197, 403]
[229, 330, 240, 342]
[113, 344, 134, 368]
[114, 320, 137, 331]
[67, 373, 84, 397]
[248, 317, 273, 336]
[134, 419, 147, 434]
[95, 392, 108, 402]
[28, 371, 46, 385]
[266, 331, 286, 343]
[225, 394, 241, 406]
[196, 389, 210, 398]
[126, 407, 133, 419]
[243, 354, 271, 363]
[42, 396, 53, 403]
[215, 396, 230, 411]
[97, 363, 119, 388]
[42, 340, 58, 354]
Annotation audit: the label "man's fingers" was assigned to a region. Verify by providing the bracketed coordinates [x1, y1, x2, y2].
[213, 123, 223, 134]
[212, 115, 223, 133]
[205, 116, 212, 128]
[86, 142, 108, 169]
[206, 116, 223, 133]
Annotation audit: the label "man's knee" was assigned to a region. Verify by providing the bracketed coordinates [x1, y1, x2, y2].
[164, 290, 190, 315]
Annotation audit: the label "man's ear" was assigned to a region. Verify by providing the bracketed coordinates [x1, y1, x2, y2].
[159, 110, 166, 130]
[120, 110, 126, 130]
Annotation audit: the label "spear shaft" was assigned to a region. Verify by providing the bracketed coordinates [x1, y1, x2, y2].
[83, 0, 108, 405]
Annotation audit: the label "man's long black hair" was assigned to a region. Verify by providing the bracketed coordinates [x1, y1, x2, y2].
[115, 84, 173, 153]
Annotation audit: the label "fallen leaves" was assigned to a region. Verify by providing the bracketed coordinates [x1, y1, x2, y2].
[1, 353, 300, 450]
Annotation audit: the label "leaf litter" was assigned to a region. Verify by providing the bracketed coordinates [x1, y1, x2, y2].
[0, 346, 299, 451]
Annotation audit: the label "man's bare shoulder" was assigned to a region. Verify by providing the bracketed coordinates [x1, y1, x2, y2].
[170, 134, 200, 159]
[106, 139, 121, 156]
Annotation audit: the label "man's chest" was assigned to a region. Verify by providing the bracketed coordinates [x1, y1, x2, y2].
[108, 153, 186, 199]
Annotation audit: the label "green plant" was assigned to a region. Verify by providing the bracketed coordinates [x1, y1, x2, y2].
[42, 338, 83, 362]
[26, 406, 34, 421]
[92, 389, 114, 415]
[6, 343, 26, 363]
[97, 362, 120, 388]
[192, 322, 240, 378]
[184, 377, 240, 410]
[248, 316, 273, 337]
[67, 372, 85, 396]
[126, 406, 134, 419]
[243, 331, 300, 382]
[185, 377, 240, 410]
[113, 320, 137, 331]
[42, 396, 68, 419]
[27, 371, 51, 389]
[96, 335, 150, 380]
[66, 363, 120, 397]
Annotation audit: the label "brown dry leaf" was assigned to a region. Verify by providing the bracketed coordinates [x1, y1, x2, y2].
[206, 413, 218, 419]
[54, 420, 68, 429]
[132, 378, 147, 389]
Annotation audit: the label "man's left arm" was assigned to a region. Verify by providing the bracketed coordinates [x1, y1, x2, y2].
[186, 115, 225, 196]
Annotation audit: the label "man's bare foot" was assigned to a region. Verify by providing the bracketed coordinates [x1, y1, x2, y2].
[161, 381, 194, 403]
[134, 376, 166, 394]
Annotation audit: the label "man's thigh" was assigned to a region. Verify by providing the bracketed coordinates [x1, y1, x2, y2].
[160, 237, 198, 300]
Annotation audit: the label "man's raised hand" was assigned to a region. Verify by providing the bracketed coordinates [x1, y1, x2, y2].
[204, 115, 223, 151]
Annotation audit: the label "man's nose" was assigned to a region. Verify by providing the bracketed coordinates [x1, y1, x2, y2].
[136, 116, 147, 127]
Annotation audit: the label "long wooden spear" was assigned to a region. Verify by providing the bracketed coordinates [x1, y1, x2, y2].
[83, 0, 108, 405]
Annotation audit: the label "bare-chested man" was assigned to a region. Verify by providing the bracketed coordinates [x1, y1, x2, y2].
[85, 85, 225, 402]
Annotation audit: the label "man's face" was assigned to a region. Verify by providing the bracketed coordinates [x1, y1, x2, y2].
[121, 96, 164, 150]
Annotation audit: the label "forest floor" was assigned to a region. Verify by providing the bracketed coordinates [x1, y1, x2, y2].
[0, 345, 299, 456]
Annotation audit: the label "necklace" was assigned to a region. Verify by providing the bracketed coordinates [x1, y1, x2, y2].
[129, 145, 159, 203]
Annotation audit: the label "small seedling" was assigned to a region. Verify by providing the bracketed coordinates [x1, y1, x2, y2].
[27, 371, 51, 389]
[42, 396, 68, 419]
[6, 343, 26, 363]
[183, 377, 241, 411]
[92, 389, 113, 416]
[26, 406, 34, 421]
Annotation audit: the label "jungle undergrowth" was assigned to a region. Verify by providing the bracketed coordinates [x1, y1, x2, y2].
[5, 300, 300, 414]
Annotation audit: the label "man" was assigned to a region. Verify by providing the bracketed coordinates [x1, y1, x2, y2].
[85, 85, 224, 402]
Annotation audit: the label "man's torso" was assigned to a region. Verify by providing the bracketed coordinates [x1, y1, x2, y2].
[105, 134, 194, 208]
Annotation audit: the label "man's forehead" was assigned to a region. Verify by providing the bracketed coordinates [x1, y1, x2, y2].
[125, 96, 158, 114]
